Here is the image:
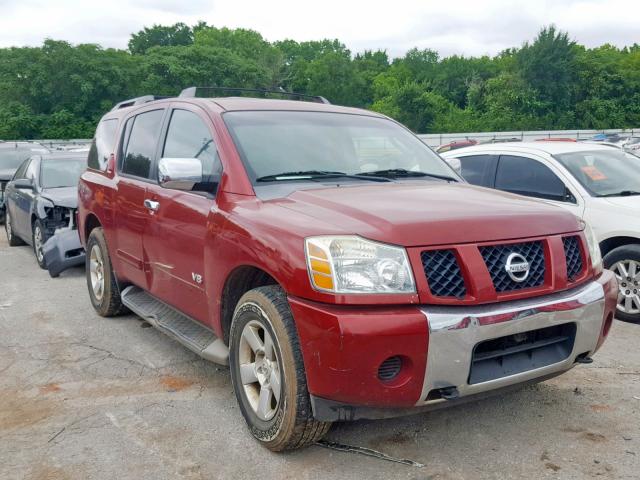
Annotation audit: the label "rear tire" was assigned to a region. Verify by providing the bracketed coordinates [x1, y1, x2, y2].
[32, 220, 48, 269]
[86, 227, 127, 317]
[229, 285, 331, 451]
[604, 244, 640, 323]
[5, 211, 24, 247]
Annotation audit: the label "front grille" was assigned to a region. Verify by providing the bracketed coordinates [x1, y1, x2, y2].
[480, 241, 545, 293]
[563, 236, 583, 281]
[421, 249, 467, 299]
[469, 323, 576, 384]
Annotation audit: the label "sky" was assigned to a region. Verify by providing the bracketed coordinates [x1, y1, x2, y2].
[0, 0, 638, 58]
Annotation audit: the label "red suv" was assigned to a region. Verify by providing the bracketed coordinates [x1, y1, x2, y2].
[78, 88, 618, 451]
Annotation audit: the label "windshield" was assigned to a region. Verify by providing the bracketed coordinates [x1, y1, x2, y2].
[0, 148, 36, 170]
[555, 150, 640, 197]
[40, 157, 86, 189]
[223, 111, 457, 183]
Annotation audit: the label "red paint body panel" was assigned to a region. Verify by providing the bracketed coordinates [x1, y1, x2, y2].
[77, 96, 609, 409]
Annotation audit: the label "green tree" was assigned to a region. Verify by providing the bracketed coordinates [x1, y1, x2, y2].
[128, 23, 193, 54]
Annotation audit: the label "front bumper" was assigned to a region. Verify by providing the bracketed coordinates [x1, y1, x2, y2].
[293, 270, 617, 422]
[42, 229, 86, 278]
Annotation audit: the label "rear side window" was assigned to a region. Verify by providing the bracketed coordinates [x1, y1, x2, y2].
[122, 110, 164, 179]
[88, 119, 118, 171]
[458, 155, 498, 187]
[495, 155, 566, 201]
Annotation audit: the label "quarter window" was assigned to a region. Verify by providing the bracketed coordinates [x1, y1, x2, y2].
[88, 118, 118, 171]
[122, 110, 164, 179]
[13, 159, 31, 180]
[495, 155, 567, 201]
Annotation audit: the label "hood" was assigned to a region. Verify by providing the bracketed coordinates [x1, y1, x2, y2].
[40, 187, 78, 209]
[0, 168, 17, 182]
[600, 195, 640, 211]
[269, 183, 582, 247]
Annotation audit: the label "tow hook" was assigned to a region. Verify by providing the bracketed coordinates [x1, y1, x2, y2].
[439, 386, 460, 400]
[575, 353, 594, 364]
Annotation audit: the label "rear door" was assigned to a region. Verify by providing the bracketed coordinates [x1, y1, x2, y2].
[143, 106, 222, 322]
[114, 108, 166, 288]
[455, 154, 499, 187]
[494, 154, 584, 217]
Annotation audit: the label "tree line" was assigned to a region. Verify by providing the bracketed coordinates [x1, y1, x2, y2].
[0, 23, 638, 139]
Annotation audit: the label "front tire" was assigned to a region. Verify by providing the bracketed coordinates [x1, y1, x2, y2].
[604, 244, 640, 323]
[32, 220, 48, 269]
[86, 227, 127, 317]
[229, 285, 331, 451]
[5, 211, 25, 247]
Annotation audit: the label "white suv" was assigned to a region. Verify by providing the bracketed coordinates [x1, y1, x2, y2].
[443, 142, 640, 322]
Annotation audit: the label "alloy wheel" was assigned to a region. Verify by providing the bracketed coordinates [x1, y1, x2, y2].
[612, 260, 640, 314]
[33, 225, 44, 262]
[89, 244, 105, 302]
[238, 320, 282, 421]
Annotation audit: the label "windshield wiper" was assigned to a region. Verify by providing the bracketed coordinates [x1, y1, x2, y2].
[358, 168, 458, 182]
[598, 190, 640, 197]
[256, 170, 390, 183]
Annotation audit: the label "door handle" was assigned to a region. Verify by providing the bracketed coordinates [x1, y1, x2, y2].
[144, 199, 160, 212]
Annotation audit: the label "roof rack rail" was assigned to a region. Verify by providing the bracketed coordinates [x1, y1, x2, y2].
[110, 95, 170, 111]
[178, 86, 330, 104]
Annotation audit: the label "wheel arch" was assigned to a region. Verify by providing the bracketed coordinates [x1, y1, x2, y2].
[600, 236, 640, 258]
[219, 265, 279, 345]
[84, 213, 102, 244]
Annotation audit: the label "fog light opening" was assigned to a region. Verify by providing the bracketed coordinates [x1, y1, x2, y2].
[377, 356, 402, 382]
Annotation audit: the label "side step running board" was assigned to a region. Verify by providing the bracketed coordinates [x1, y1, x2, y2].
[121, 286, 229, 365]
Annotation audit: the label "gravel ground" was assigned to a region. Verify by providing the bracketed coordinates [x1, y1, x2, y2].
[0, 233, 639, 480]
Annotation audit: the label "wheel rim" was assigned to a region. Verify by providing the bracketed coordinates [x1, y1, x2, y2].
[612, 260, 640, 314]
[89, 244, 105, 302]
[34, 225, 44, 262]
[238, 319, 282, 421]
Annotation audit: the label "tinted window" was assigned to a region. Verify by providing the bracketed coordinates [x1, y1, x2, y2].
[162, 109, 221, 186]
[458, 155, 498, 187]
[88, 119, 118, 171]
[495, 155, 567, 201]
[122, 110, 164, 179]
[40, 157, 87, 189]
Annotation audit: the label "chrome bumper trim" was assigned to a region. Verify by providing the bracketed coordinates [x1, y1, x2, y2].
[417, 279, 607, 406]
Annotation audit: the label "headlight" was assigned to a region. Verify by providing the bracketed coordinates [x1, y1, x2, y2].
[305, 236, 416, 294]
[582, 221, 603, 271]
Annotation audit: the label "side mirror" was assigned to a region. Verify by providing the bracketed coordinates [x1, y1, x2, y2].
[158, 157, 203, 191]
[13, 178, 34, 190]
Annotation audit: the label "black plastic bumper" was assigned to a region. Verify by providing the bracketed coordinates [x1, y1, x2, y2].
[42, 229, 85, 278]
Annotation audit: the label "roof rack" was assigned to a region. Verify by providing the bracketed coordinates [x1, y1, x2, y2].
[178, 86, 331, 104]
[110, 95, 170, 111]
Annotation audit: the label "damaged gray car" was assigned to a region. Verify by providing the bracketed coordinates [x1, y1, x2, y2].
[4, 152, 86, 276]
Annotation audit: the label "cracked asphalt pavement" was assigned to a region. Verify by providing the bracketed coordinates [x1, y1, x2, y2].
[1, 234, 639, 479]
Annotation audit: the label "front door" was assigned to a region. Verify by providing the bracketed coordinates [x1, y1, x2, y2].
[143, 107, 222, 324]
[114, 108, 165, 289]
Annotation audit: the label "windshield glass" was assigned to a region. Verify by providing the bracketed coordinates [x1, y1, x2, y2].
[0, 148, 37, 170]
[223, 111, 457, 183]
[555, 150, 640, 197]
[40, 157, 86, 189]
